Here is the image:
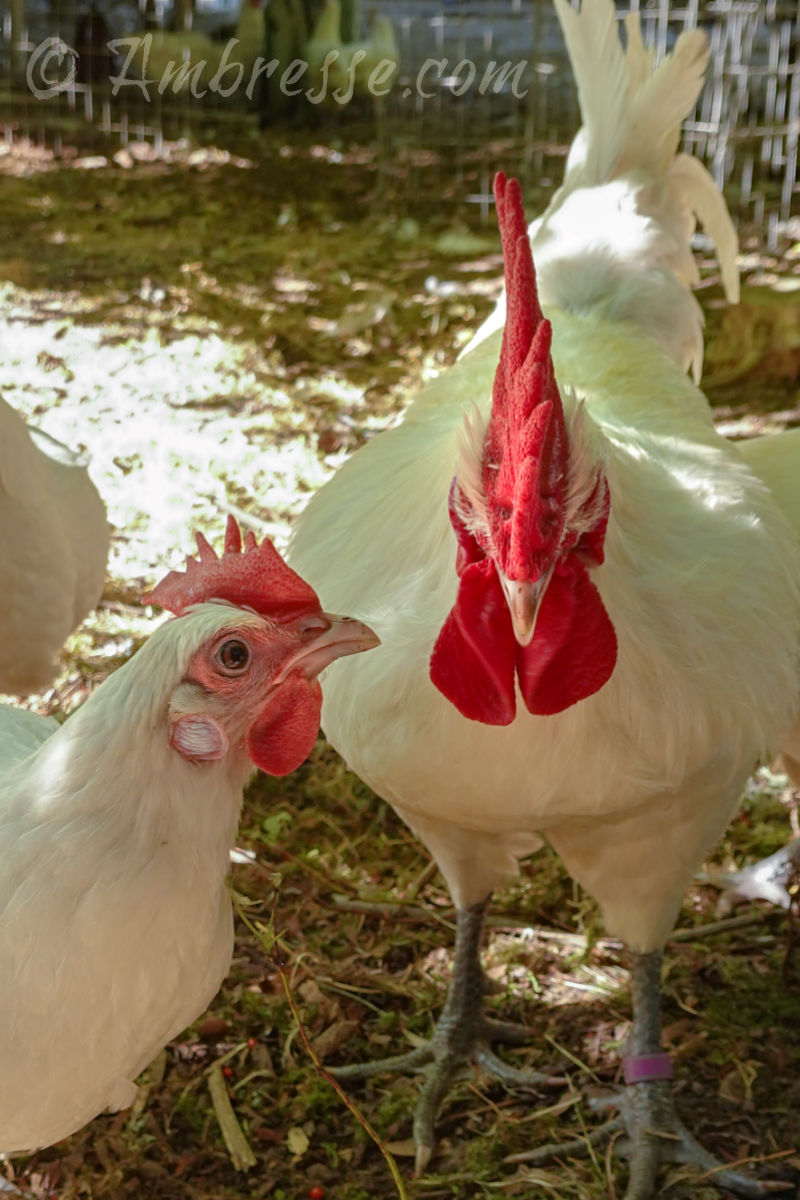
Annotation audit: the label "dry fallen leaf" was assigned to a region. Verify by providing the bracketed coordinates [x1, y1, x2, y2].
[311, 1019, 360, 1060]
[286, 1126, 310, 1157]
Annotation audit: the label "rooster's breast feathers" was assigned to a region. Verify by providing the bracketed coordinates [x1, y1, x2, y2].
[289, 311, 800, 930]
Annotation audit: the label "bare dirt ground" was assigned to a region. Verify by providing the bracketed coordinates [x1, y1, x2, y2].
[1, 127, 799, 1200]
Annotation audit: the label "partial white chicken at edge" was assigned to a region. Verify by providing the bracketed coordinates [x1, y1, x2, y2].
[0, 396, 109, 696]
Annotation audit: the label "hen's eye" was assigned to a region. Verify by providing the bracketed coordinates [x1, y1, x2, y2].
[217, 639, 251, 672]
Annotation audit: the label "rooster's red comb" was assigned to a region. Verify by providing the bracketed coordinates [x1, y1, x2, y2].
[485, 172, 567, 581]
[144, 515, 321, 620]
[494, 171, 545, 377]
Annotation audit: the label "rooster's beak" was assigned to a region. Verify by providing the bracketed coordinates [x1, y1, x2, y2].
[497, 569, 553, 647]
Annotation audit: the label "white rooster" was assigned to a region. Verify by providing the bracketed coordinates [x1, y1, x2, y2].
[0, 396, 108, 695]
[0, 517, 377, 1153]
[289, 1, 800, 1195]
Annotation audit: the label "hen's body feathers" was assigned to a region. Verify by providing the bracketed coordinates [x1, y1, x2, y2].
[739, 426, 800, 535]
[0, 607, 254, 1151]
[0, 399, 108, 695]
[0, 707, 59, 770]
[738, 427, 800, 786]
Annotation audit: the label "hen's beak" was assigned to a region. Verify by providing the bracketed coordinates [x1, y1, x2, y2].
[282, 613, 380, 682]
[497, 569, 552, 647]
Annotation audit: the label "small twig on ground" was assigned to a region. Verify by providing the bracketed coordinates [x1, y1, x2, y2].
[331, 893, 454, 924]
[331, 893, 778, 947]
[207, 1062, 256, 1172]
[605, 1126, 619, 1200]
[237, 845, 364, 896]
[544, 1034, 603, 1085]
[695, 1146, 798, 1182]
[670, 912, 779, 942]
[275, 962, 408, 1200]
[406, 858, 440, 900]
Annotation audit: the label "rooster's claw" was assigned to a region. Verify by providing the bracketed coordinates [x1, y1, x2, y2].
[329, 898, 565, 1172]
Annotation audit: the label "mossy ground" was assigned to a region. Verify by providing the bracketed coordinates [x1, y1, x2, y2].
[1, 117, 799, 1200]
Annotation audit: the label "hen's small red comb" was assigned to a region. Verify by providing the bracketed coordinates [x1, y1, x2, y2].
[485, 172, 567, 580]
[144, 515, 321, 620]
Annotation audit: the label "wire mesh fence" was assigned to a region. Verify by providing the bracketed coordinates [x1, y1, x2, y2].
[376, 0, 799, 244]
[0, 0, 797, 246]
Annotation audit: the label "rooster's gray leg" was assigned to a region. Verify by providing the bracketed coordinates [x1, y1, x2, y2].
[616, 949, 793, 1198]
[330, 896, 564, 1174]
[515, 951, 793, 1198]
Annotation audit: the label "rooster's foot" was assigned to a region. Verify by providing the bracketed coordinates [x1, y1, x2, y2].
[333, 1016, 564, 1175]
[514, 950, 796, 1198]
[330, 897, 565, 1174]
[614, 951, 797, 1199]
[590, 950, 793, 1199]
[512, 1083, 794, 1199]
[602, 1081, 794, 1200]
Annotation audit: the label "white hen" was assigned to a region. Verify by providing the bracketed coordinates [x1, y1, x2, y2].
[0, 518, 377, 1152]
[127, 0, 265, 95]
[304, 0, 398, 103]
[708, 427, 800, 913]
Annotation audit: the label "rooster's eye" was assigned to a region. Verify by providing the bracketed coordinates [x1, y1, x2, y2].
[217, 639, 251, 673]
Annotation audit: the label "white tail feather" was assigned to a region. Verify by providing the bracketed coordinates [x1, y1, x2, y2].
[621, 11, 653, 94]
[619, 29, 709, 177]
[545, 0, 738, 372]
[463, 0, 739, 383]
[552, 0, 629, 185]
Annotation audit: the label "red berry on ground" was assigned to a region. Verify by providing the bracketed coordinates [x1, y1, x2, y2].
[308, 1188, 324, 1200]
[222, 1066, 234, 1079]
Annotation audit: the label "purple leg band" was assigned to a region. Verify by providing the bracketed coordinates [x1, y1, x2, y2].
[622, 1053, 674, 1085]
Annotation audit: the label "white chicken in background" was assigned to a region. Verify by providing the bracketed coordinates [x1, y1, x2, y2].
[709, 427, 800, 912]
[289, 0, 800, 1195]
[127, 0, 265, 94]
[304, 0, 398, 103]
[0, 517, 377, 1153]
[0, 396, 109, 695]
